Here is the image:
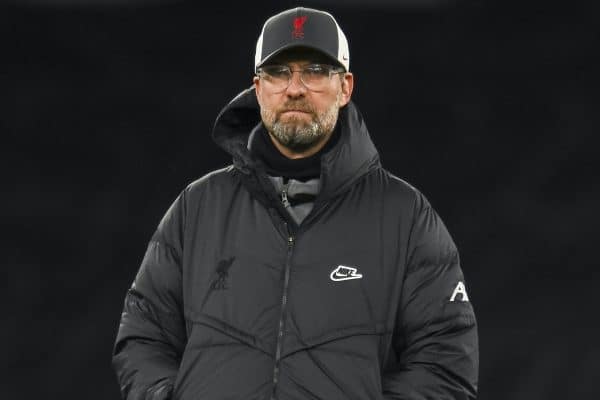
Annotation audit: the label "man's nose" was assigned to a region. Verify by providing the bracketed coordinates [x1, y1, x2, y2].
[285, 71, 307, 96]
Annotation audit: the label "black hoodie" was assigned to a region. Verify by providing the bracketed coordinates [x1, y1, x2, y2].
[112, 88, 479, 400]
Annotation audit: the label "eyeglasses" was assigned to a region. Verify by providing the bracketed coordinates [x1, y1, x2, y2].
[256, 64, 345, 92]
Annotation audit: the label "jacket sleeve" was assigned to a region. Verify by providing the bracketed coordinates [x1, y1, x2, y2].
[382, 192, 479, 400]
[112, 192, 188, 400]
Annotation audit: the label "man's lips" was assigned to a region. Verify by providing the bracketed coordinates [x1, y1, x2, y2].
[280, 109, 311, 116]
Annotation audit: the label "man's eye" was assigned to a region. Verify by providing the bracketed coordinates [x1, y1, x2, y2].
[305, 66, 328, 76]
[264, 67, 289, 78]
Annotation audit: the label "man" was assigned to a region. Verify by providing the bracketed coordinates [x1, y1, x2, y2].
[112, 7, 478, 400]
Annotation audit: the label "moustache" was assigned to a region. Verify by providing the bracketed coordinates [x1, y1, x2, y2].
[277, 102, 314, 115]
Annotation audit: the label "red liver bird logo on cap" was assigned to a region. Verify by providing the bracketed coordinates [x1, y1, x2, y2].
[292, 16, 308, 39]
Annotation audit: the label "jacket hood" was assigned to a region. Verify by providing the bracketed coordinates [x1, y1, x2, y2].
[211, 86, 380, 201]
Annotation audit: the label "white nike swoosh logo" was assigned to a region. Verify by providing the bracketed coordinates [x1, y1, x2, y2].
[330, 265, 363, 281]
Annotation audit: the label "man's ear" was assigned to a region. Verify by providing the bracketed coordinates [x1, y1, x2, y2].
[339, 72, 354, 107]
[253, 76, 263, 105]
[253, 76, 260, 94]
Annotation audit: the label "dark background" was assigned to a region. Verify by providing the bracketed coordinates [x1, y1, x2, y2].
[3, 0, 598, 398]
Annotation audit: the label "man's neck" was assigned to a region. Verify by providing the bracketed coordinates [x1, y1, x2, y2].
[248, 123, 341, 181]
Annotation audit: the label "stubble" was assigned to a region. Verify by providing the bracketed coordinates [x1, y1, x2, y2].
[261, 91, 341, 153]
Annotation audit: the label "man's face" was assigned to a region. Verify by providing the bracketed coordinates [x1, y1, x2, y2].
[254, 51, 353, 154]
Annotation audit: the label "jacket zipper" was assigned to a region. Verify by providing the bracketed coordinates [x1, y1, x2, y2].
[271, 222, 295, 396]
[280, 182, 291, 209]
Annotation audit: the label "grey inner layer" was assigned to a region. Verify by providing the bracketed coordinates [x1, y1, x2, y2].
[268, 176, 321, 225]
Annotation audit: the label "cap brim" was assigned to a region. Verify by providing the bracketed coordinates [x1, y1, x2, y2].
[256, 44, 346, 72]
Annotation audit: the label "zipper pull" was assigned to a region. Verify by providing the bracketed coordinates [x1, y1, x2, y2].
[281, 183, 291, 209]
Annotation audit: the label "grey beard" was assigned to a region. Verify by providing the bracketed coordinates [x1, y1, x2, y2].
[264, 94, 341, 153]
[270, 119, 322, 152]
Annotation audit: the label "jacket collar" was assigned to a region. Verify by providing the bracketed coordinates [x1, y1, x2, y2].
[211, 86, 380, 202]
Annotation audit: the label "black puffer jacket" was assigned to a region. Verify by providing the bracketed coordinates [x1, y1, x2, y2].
[112, 87, 479, 400]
